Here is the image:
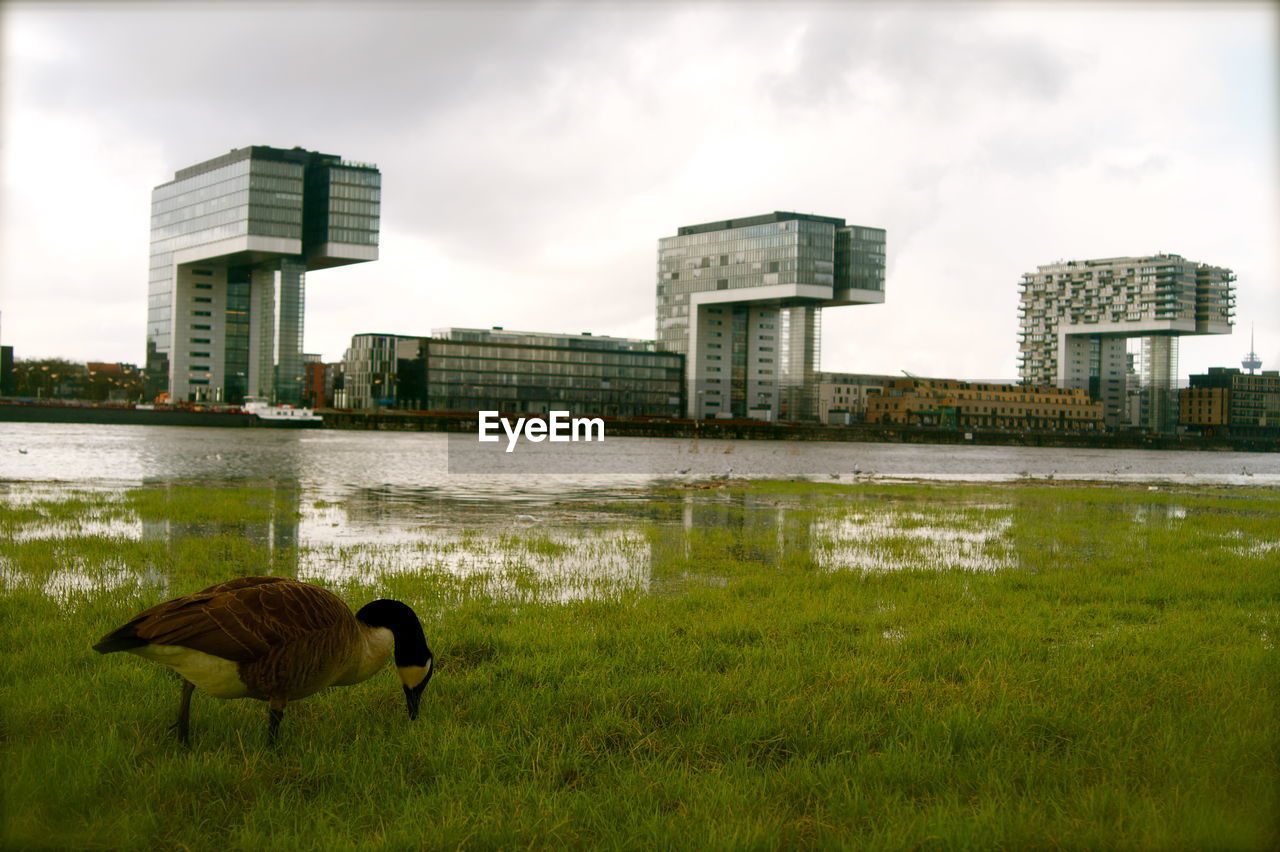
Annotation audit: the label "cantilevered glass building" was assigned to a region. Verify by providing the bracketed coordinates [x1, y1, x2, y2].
[1017, 254, 1234, 431]
[657, 212, 885, 421]
[146, 145, 380, 405]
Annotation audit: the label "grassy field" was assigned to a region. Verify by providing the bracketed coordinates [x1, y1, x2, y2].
[2, 480, 1277, 850]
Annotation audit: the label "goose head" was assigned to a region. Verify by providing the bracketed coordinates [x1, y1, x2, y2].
[356, 599, 434, 720]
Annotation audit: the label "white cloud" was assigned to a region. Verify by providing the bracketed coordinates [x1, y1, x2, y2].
[1, 2, 1275, 379]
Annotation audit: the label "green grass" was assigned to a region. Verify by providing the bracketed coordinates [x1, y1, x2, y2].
[2, 480, 1277, 850]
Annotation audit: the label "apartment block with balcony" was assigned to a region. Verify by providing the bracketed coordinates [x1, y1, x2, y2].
[1017, 254, 1233, 431]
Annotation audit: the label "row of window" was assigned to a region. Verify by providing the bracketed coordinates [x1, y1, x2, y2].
[153, 159, 254, 202]
[328, 167, 381, 188]
[328, 198, 380, 217]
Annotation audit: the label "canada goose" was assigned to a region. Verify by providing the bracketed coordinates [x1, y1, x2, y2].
[92, 577, 433, 745]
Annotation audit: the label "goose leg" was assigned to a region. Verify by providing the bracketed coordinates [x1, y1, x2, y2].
[172, 679, 195, 746]
[267, 696, 287, 745]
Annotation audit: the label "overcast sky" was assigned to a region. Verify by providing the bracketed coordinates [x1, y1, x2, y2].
[2, 1, 1276, 382]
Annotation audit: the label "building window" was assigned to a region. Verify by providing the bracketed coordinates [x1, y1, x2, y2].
[192, 324, 211, 330]
[192, 310, 211, 317]
[194, 296, 213, 303]
[194, 283, 214, 290]
[190, 351, 211, 358]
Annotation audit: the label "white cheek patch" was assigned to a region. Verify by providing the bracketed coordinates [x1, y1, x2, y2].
[397, 663, 430, 689]
[131, 644, 251, 699]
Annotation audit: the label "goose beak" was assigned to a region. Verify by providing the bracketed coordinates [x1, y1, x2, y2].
[397, 659, 433, 720]
[404, 678, 428, 720]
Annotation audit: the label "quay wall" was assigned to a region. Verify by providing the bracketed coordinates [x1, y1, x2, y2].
[318, 409, 1278, 453]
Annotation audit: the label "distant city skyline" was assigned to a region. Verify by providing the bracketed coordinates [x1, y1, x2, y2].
[1, 2, 1275, 382]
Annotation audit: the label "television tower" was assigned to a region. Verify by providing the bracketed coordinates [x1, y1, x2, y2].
[1241, 324, 1263, 373]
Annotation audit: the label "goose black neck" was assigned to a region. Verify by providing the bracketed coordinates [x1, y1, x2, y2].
[356, 599, 431, 667]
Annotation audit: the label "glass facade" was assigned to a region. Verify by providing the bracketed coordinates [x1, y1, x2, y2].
[656, 212, 885, 421]
[146, 146, 380, 404]
[342, 329, 684, 417]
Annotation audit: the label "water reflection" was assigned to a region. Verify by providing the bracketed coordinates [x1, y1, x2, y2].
[1, 477, 1270, 603]
[814, 507, 1014, 573]
[135, 481, 302, 580]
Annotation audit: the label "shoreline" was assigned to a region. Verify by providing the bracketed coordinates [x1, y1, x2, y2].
[4, 400, 1275, 453]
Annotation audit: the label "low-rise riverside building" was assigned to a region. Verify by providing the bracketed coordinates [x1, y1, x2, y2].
[341, 328, 684, 417]
[1179, 367, 1280, 438]
[816, 372, 898, 424]
[866, 377, 1103, 430]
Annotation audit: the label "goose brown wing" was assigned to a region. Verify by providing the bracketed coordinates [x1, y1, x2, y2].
[122, 577, 353, 663]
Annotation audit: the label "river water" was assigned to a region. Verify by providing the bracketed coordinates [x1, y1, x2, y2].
[2, 422, 1276, 495]
[2, 423, 1275, 599]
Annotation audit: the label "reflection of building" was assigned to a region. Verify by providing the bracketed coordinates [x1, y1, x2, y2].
[657, 212, 886, 422]
[1179, 367, 1280, 438]
[341, 328, 684, 417]
[867, 377, 1103, 430]
[647, 492, 813, 592]
[140, 482, 300, 570]
[1018, 254, 1234, 431]
[147, 145, 380, 405]
[817, 372, 898, 425]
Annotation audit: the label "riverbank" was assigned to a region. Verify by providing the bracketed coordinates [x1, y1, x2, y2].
[322, 407, 1279, 453]
[6, 400, 1274, 451]
[2, 480, 1276, 850]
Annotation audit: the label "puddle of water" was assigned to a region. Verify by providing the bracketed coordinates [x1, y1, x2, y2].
[298, 526, 651, 602]
[813, 509, 1015, 573]
[1221, 530, 1280, 559]
[3, 483, 1271, 603]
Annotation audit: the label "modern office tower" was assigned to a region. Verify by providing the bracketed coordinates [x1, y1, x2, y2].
[657, 212, 885, 421]
[1017, 254, 1234, 431]
[342, 328, 684, 417]
[146, 145, 380, 405]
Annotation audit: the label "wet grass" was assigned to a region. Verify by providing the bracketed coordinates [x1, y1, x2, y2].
[2, 480, 1277, 850]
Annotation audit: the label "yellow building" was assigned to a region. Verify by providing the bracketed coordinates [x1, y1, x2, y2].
[867, 378, 1103, 430]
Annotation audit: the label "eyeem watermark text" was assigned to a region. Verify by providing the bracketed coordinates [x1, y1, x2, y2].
[478, 410, 605, 453]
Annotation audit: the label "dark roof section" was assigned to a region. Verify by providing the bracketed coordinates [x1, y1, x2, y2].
[170, 145, 355, 182]
[676, 211, 847, 236]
